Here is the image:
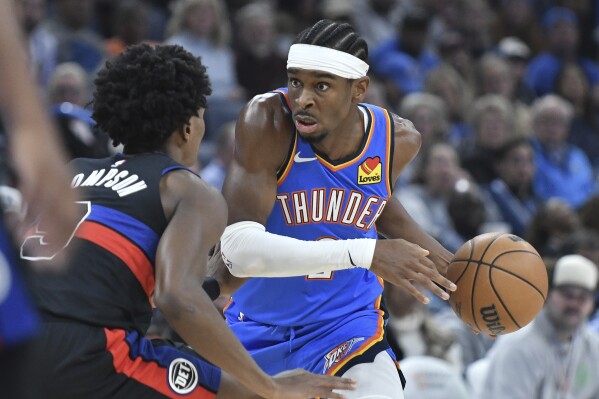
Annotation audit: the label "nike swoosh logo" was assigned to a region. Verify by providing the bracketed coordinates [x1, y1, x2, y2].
[348, 251, 357, 267]
[294, 151, 318, 163]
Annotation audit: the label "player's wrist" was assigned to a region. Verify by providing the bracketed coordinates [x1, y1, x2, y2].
[345, 238, 376, 270]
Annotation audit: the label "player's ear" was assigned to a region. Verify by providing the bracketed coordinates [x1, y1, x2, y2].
[352, 76, 369, 103]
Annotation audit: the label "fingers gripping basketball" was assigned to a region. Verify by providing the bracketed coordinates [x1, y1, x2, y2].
[447, 233, 549, 336]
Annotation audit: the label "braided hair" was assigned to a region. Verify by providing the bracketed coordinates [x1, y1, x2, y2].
[293, 19, 368, 62]
[92, 44, 212, 153]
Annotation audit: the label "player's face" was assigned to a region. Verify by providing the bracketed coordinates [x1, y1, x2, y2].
[287, 68, 366, 142]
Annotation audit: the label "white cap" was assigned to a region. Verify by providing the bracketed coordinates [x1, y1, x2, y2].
[553, 254, 598, 291]
[498, 37, 530, 59]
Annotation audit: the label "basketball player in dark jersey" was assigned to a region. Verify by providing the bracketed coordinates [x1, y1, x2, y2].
[0, 2, 78, 398]
[23, 44, 355, 398]
[215, 20, 457, 398]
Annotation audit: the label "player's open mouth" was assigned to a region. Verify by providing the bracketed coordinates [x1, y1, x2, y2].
[294, 119, 318, 134]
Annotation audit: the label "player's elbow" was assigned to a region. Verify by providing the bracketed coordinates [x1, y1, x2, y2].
[220, 221, 268, 277]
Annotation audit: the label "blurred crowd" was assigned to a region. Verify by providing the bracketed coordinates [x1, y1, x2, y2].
[3, 0, 599, 398]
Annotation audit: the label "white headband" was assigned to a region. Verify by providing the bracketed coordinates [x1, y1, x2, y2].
[287, 44, 369, 79]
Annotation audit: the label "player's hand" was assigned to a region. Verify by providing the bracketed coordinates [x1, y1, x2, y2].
[267, 369, 356, 399]
[371, 239, 456, 304]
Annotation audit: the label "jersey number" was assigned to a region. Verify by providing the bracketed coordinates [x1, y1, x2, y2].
[20, 201, 91, 261]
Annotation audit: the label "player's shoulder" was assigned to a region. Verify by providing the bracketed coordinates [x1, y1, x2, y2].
[161, 168, 224, 210]
[236, 91, 293, 160]
[388, 111, 421, 150]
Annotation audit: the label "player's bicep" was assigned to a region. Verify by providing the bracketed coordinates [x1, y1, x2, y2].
[222, 157, 278, 225]
[221, 95, 288, 225]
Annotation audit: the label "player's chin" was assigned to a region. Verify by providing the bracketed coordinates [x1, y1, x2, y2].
[299, 131, 327, 143]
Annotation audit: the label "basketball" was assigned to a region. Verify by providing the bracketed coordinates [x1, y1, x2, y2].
[446, 232, 548, 336]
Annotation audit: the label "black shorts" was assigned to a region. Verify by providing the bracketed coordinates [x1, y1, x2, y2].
[28, 320, 221, 399]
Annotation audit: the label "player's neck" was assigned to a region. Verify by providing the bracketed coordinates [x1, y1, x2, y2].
[312, 107, 365, 160]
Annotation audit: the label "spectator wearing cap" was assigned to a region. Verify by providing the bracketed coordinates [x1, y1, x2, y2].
[524, 6, 599, 98]
[370, 9, 440, 103]
[497, 36, 536, 105]
[483, 254, 599, 399]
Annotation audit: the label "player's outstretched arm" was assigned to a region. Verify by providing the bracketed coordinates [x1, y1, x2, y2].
[372, 114, 456, 303]
[0, 0, 78, 259]
[155, 171, 354, 398]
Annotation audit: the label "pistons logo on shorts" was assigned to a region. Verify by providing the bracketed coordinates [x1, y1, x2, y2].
[168, 358, 198, 395]
[323, 337, 365, 373]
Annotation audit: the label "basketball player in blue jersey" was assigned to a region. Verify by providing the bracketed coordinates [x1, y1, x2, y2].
[0, 2, 78, 398]
[23, 43, 354, 399]
[216, 20, 458, 398]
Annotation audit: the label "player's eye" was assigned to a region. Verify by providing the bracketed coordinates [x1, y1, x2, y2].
[317, 83, 329, 91]
[289, 79, 301, 88]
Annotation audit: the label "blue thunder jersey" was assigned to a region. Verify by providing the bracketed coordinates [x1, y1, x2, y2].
[225, 88, 395, 327]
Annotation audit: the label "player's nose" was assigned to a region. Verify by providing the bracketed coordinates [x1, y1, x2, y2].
[296, 88, 315, 109]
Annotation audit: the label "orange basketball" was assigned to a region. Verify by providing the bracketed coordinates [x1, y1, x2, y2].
[447, 232, 548, 336]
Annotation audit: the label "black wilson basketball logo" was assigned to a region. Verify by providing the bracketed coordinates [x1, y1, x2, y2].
[168, 358, 198, 395]
[480, 304, 506, 335]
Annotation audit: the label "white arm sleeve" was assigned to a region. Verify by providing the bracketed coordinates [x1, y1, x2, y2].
[220, 221, 377, 278]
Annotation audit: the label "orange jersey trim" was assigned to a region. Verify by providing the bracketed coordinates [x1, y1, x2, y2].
[326, 295, 385, 376]
[75, 221, 154, 303]
[104, 329, 216, 399]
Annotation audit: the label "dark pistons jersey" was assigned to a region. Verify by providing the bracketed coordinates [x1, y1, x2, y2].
[24, 153, 188, 334]
[225, 88, 395, 327]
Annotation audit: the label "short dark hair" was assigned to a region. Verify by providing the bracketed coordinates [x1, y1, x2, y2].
[293, 19, 368, 62]
[92, 44, 212, 153]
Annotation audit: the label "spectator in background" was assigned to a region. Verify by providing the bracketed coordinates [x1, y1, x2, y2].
[529, 95, 596, 208]
[525, 7, 599, 98]
[104, 0, 151, 58]
[496, 36, 536, 105]
[47, 62, 90, 107]
[233, 2, 287, 99]
[385, 281, 462, 369]
[483, 254, 599, 399]
[476, 53, 532, 138]
[351, 0, 406, 49]
[460, 94, 515, 185]
[447, 178, 504, 244]
[579, 195, 599, 235]
[489, 0, 544, 56]
[47, 62, 111, 159]
[554, 62, 599, 170]
[43, 0, 106, 74]
[454, 0, 495, 58]
[437, 31, 475, 90]
[14, 0, 57, 87]
[525, 198, 581, 260]
[425, 64, 472, 147]
[165, 0, 245, 138]
[400, 356, 471, 399]
[371, 9, 440, 104]
[395, 143, 468, 253]
[395, 92, 449, 187]
[200, 121, 235, 191]
[484, 138, 543, 237]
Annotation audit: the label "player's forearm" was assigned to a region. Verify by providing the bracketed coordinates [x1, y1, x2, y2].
[377, 202, 453, 271]
[220, 221, 376, 277]
[155, 286, 275, 398]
